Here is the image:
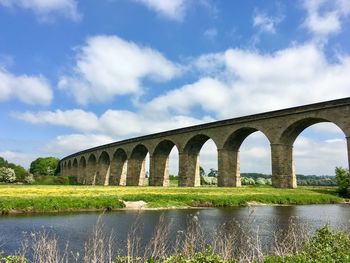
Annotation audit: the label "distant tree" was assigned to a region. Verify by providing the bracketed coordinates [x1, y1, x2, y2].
[207, 168, 218, 177]
[0, 156, 29, 181]
[30, 157, 60, 176]
[241, 177, 255, 185]
[200, 166, 206, 177]
[335, 166, 349, 197]
[0, 157, 9, 167]
[256, 177, 267, 185]
[24, 174, 35, 184]
[0, 167, 16, 183]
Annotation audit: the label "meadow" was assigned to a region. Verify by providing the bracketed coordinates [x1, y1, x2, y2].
[0, 185, 344, 214]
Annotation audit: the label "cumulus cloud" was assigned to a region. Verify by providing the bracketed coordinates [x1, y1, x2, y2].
[294, 135, 348, 175]
[59, 35, 180, 105]
[0, 0, 81, 22]
[0, 67, 52, 105]
[133, 0, 187, 21]
[45, 134, 114, 155]
[14, 108, 213, 140]
[187, 44, 350, 118]
[12, 109, 99, 132]
[302, 0, 350, 37]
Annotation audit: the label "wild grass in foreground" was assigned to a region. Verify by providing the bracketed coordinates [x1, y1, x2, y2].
[1, 214, 350, 262]
[0, 185, 343, 214]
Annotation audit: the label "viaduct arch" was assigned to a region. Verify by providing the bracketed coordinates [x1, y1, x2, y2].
[60, 98, 350, 188]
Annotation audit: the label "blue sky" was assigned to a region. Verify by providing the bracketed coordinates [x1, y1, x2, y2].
[0, 0, 349, 175]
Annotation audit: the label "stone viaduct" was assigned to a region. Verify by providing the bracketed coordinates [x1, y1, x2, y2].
[60, 97, 350, 188]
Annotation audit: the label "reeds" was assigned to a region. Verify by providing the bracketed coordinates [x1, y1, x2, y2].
[2, 213, 318, 263]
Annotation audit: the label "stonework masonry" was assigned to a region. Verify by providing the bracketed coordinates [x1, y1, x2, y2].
[60, 98, 350, 188]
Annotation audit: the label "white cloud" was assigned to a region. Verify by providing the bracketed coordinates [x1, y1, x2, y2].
[0, 67, 52, 105]
[12, 109, 99, 132]
[294, 135, 347, 175]
[59, 35, 180, 105]
[0, 151, 36, 169]
[45, 134, 114, 156]
[146, 78, 231, 116]
[302, 0, 350, 37]
[187, 44, 350, 118]
[253, 12, 283, 33]
[14, 108, 213, 140]
[133, 0, 186, 21]
[0, 0, 81, 22]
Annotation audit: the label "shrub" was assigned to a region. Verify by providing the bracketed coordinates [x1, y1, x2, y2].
[23, 174, 35, 184]
[241, 177, 255, 185]
[256, 177, 267, 185]
[0, 167, 16, 183]
[335, 166, 349, 197]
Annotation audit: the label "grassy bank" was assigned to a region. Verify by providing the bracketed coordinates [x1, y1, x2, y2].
[0, 185, 344, 214]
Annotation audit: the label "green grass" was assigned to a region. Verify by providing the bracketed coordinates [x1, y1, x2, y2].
[0, 185, 344, 214]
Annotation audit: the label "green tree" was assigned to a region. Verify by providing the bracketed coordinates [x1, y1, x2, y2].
[335, 166, 349, 197]
[30, 157, 60, 176]
[200, 166, 206, 177]
[207, 168, 218, 177]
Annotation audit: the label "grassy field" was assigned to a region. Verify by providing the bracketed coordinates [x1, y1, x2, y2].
[0, 185, 344, 214]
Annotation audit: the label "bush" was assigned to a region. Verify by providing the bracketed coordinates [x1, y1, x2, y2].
[241, 176, 255, 185]
[23, 174, 35, 184]
[256, 177, 267, 185]
[0, 167, 16, 183]
[265, 225, 350, 263]
[335, 166, 349, 197]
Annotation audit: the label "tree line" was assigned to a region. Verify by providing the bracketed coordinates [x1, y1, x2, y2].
[0, 156, 60, 184]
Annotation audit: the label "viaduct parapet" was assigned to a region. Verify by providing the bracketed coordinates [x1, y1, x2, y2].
[60, 97, 350, 188]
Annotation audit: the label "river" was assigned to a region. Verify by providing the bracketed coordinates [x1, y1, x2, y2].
[1, 204, 350, 259]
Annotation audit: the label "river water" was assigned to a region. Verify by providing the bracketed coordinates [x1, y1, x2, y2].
[1, 204, 350, 258]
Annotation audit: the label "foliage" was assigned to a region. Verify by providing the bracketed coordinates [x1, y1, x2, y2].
[256, 177, 267, 185]
[207, 168, 218, 177]
[0, 167, 16, 183]
[0, 156, 30, 182]
[335, 166, 349, 197]
[264, 225, 350, 263]
[23, 174, 35, 184]
[29, 157, 60, 176]
[241, 176, 255, 185]
[199, 166, 205, 177]
[164, 247, 226, 263]
[32, 175, 77, 185]
[0, 253, 26, 263]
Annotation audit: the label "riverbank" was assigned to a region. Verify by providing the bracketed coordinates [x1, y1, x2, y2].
[0, 185, 344, 214]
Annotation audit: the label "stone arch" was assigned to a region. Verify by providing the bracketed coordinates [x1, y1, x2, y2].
[97, 151, 111, 185]
[218, 127, 272, 187]
[272, 117, 348, 188]
[78, 156, 87, 184]
[72, 158, 78, 179]
[180, 134, 218, 186]
[67, 160, 72, 169]
[150, 140, 179, 186]
[87, 154, 97, 185]
[110, 148, 128, 186]
[127, 144, 149, 186]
